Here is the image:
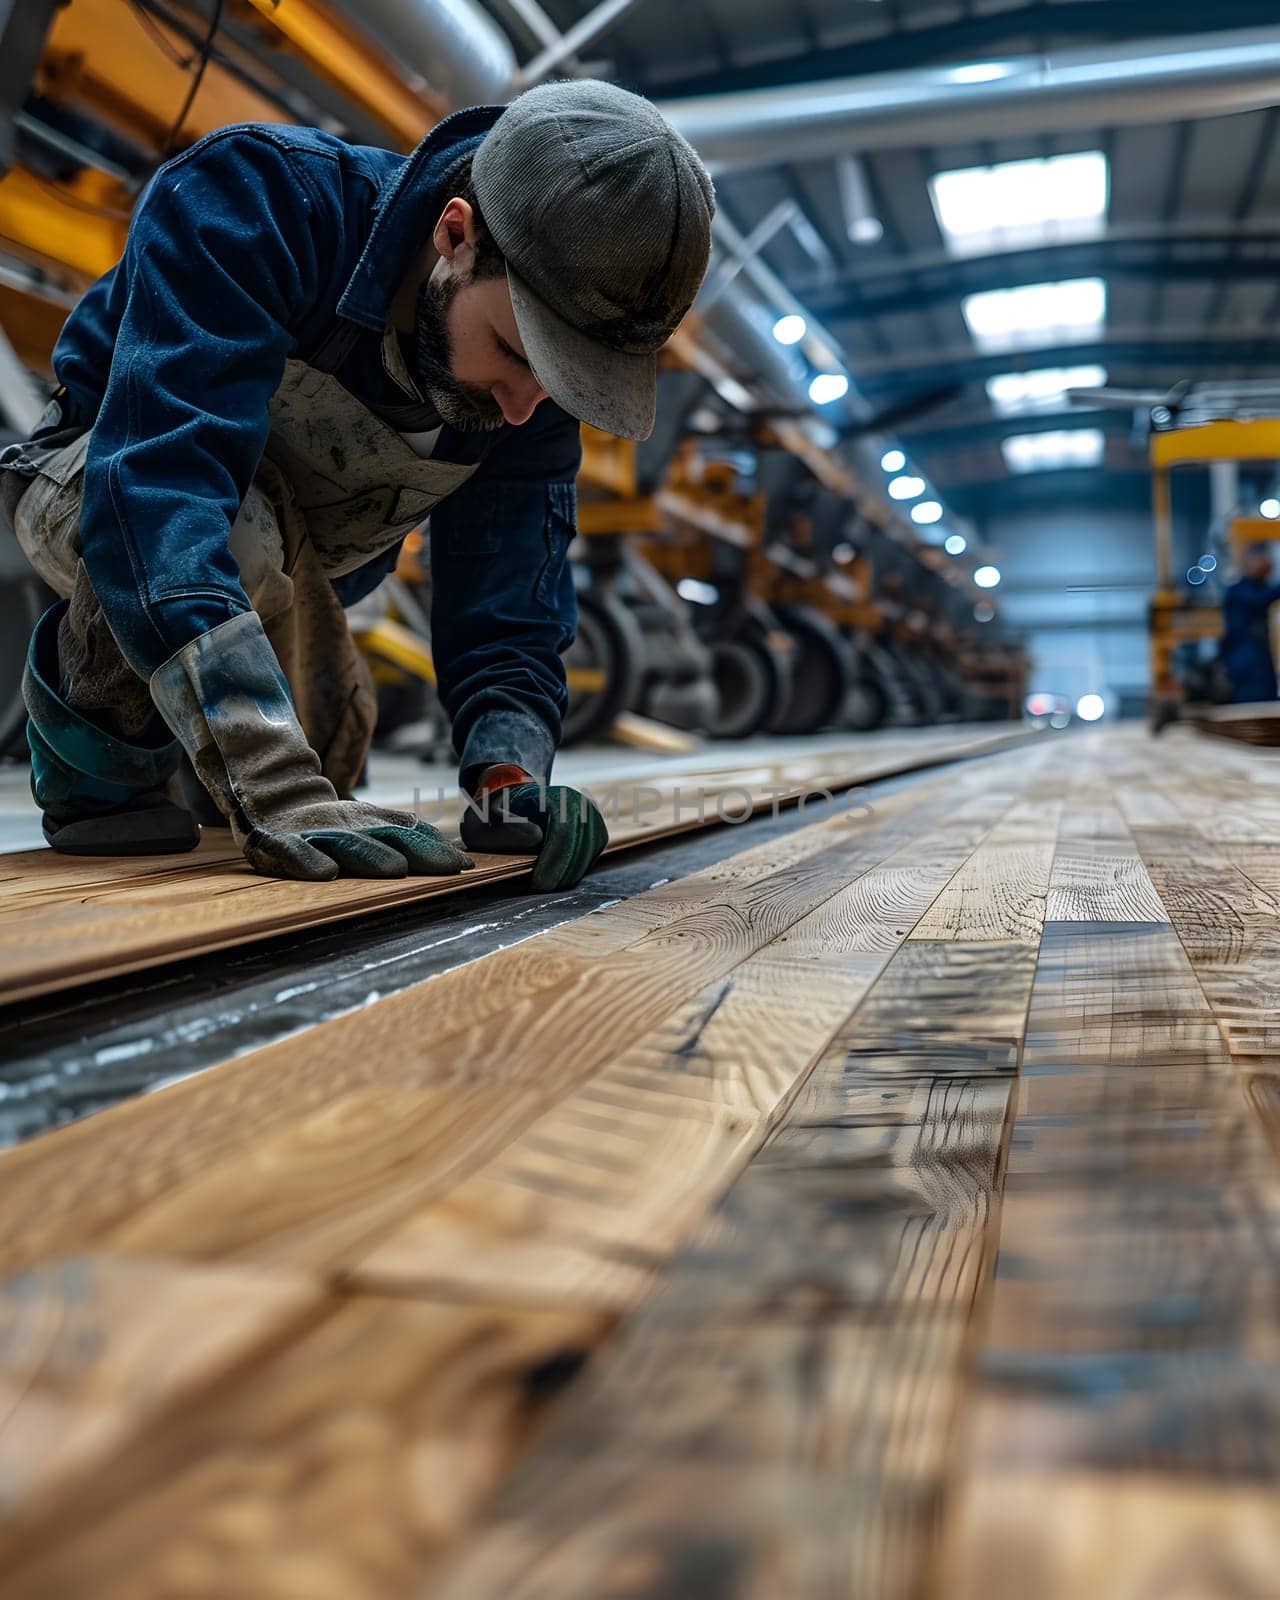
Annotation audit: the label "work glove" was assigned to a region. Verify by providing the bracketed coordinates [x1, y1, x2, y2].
[460, 763, 608, 891]
[150, 611, 473, 883]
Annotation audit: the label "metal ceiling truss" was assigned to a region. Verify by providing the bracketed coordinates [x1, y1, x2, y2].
[647, 0, 1280, 99]
[904, 409, 1134, 455]
[854, 337, 1280, 396]
[808, 237, 1280, 326]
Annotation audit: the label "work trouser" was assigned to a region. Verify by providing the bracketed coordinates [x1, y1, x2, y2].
[10, 434, 377, 797]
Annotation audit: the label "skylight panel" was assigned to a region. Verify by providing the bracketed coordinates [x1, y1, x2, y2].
[1002, 429, 1105, 474]
[986, 365, 1108, 417]
[963, 279, 1106, 352]
[930, 151, 1109, 257]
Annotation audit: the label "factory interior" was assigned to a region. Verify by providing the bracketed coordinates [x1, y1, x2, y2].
[2, 2, 1280, 1595]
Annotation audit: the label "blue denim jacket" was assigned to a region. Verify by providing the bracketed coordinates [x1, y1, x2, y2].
[10, 107, 580, 788]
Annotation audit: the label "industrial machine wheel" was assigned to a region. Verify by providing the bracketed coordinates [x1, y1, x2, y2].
[707, 637, 779, 739]
[561, 587, 645, 746]
[769, 607, 856, 735]
[839, 660, 890, 732]
[864, 642, 923, 727]
[645, 637, 719, 731]
[883, 646, 947, 729]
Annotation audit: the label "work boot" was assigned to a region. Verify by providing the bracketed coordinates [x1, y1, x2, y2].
[23, 602, 200, 856]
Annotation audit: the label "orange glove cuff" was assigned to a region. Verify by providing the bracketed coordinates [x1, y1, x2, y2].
[472, 763, 535, 800]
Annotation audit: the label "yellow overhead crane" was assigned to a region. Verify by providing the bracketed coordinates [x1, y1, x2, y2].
[1148, 417, 1280, 721]
[0, 0, 438, 327]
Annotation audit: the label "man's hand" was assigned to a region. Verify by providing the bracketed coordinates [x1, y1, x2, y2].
[150, 612, 473, 882]
[460, 764, 608, 891]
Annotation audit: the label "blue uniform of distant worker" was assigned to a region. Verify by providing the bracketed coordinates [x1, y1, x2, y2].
[1221, 545, 1280, 704]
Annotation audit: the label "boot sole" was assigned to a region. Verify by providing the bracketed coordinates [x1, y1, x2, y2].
[44, 811, 201, 856]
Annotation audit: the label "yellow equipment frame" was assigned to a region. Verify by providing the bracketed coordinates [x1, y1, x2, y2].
[1148, 418, 1280, 711]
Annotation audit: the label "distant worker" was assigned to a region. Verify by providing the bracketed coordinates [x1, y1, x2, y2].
[1220, 544, 1280, 704]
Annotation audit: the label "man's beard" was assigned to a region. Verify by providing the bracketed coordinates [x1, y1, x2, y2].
[413, 272, 506, 432]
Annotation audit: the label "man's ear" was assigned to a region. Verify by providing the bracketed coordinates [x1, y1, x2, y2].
[433, 197, 477, 267]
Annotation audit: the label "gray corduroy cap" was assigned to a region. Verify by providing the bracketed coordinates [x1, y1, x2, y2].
[472, 79, 714, 441]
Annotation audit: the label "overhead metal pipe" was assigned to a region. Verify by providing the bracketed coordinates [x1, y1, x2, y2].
[659, 27, 1280, 170]
[697, 289, 811, 413]
[0, 322, 47, 434]
[328, 0, 517, 112]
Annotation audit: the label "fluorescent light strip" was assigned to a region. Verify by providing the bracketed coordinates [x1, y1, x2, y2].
[1002, 428, 1105, 474]
[963, 279, 1107, 352]
[986, 365, 1108, 417]
[930, 151, 1109, 258]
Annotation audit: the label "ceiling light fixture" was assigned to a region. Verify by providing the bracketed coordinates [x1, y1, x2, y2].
[888, 475, 925, 500]
[949, 61, 1018, 85]
[772, 313, 807, 345]
[809, 373, 849, 404]
[837, 154, 883, 245]
[964, 279, 1107, 351]
[1002, 428, 1105, 474]
[931, 151, 1109, 258]
[987, 365, 1108, 417]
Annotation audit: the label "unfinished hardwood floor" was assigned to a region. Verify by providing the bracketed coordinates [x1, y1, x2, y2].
[0, 726, 1277, 1599]
[0, 726, 1023, 1005]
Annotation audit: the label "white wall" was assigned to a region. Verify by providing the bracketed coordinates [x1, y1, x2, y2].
[982, 507, 1159, 710]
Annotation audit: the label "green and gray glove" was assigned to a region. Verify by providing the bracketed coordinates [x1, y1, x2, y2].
[150, 611, 472, 882]
[460, 763, 608, 891]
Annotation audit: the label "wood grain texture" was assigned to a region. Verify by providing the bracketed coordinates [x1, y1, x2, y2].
[0, 754, 1024, 1284]
[937, 914, 1280, 1595]
[908, 792, 1060, 944]
[425, 928, 1051, 1598]
[0, 744, 1037, 1597]
[349, 786, 1021, 1308]
[0, 1258, 316, 1552]
[1115, 733, 1280, 1159]
[941, 1472, 1280, 1600]
[0, 728, 1026, 1005]
[5, 727, 1280, 1599]
[0, 1293, 609, 1600]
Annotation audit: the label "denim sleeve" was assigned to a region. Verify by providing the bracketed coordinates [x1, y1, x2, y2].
[329, 540, 404, 609]
[428, 403, 582, 791]
[75, 129, 332, 677]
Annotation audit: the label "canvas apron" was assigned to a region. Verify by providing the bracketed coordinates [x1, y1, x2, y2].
[12, 332, 477, 792]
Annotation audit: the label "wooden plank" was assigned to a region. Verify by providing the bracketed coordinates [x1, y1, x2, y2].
[0, 741, 1047, 1596]
[1117, 753, 1280, 1160]
[0, 1257, 316, 1550]
[940, 1473, 1280, 1600]
[0, 1291, 608, 1600]
[1044, 837, 1169, 924]
[908, 792, 1059, 944]
[938, 917, 1280, 1594]
[29, 729, 1279, 1600]
[0, 754, 1022, 1283]
[0, 728, 1029, 1005]
[346, 805, 999, 1307]
[424, 921, 1051, 1598]
[346, 944, 887, 1311]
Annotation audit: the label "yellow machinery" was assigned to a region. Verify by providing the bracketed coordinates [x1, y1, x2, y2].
[0, 0, 439, 363]
[1148, 417, 1280, 720]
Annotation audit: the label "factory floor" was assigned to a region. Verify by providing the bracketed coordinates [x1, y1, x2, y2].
[0, 722, 1277, 1597]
